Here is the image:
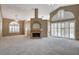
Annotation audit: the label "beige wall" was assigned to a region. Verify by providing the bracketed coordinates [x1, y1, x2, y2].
[42, 20, 48, 37]
[2, 18, 25, 36]
[25, 21, 31, 37]
[0, 5, 2, 38]
[19, 20, 25, 34]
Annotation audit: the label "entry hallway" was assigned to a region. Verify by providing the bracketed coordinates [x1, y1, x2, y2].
[0, 35, 79, 55]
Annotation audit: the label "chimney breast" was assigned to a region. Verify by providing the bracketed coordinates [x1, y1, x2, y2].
[35, 8, 38, 18]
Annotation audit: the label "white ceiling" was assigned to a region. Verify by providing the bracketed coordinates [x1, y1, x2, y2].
[1, 4, 73, 20]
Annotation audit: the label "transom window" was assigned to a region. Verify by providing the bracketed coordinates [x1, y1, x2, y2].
[9, 22, 20, 33]
[52, 9, 74, 21]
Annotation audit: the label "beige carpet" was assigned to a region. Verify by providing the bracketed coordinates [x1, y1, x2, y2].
[0, 35, 79, 55]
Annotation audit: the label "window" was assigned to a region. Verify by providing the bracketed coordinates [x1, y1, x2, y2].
[70, 21, 75, 38]
[51, 20, 75, 39]
[51, 24, 54, 36]
[9, 22, 20, 33]
[58, 23, 61, 37]
[61, 22, 65, 37]
[51, 9, 75, 39]
[54, 23, 58, 36]
[52, 9, 74, 21]
[58, 9, 64, 19]
[65, 22, 69, 38]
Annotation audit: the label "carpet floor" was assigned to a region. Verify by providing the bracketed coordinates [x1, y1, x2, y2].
[0, 35, 79, 55]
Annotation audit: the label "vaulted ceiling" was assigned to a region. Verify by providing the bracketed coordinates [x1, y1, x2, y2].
[1, 4, 73, 20]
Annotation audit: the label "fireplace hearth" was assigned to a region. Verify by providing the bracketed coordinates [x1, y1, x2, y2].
[32, 33, 40, 37]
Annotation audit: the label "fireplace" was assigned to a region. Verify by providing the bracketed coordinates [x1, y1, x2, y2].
[29, 8, 47, 38]
[32, 33, 40, 37]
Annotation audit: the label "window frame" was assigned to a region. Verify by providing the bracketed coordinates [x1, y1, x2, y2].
[9, 22, 20, 33]
[51, 20, 75, 39]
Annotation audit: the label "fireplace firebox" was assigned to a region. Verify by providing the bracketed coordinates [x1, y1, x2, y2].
[32, 33, 40, 37]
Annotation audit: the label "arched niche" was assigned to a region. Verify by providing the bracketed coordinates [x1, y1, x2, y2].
[52, 9, 75, 21]
[32, 23, 41, 29]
